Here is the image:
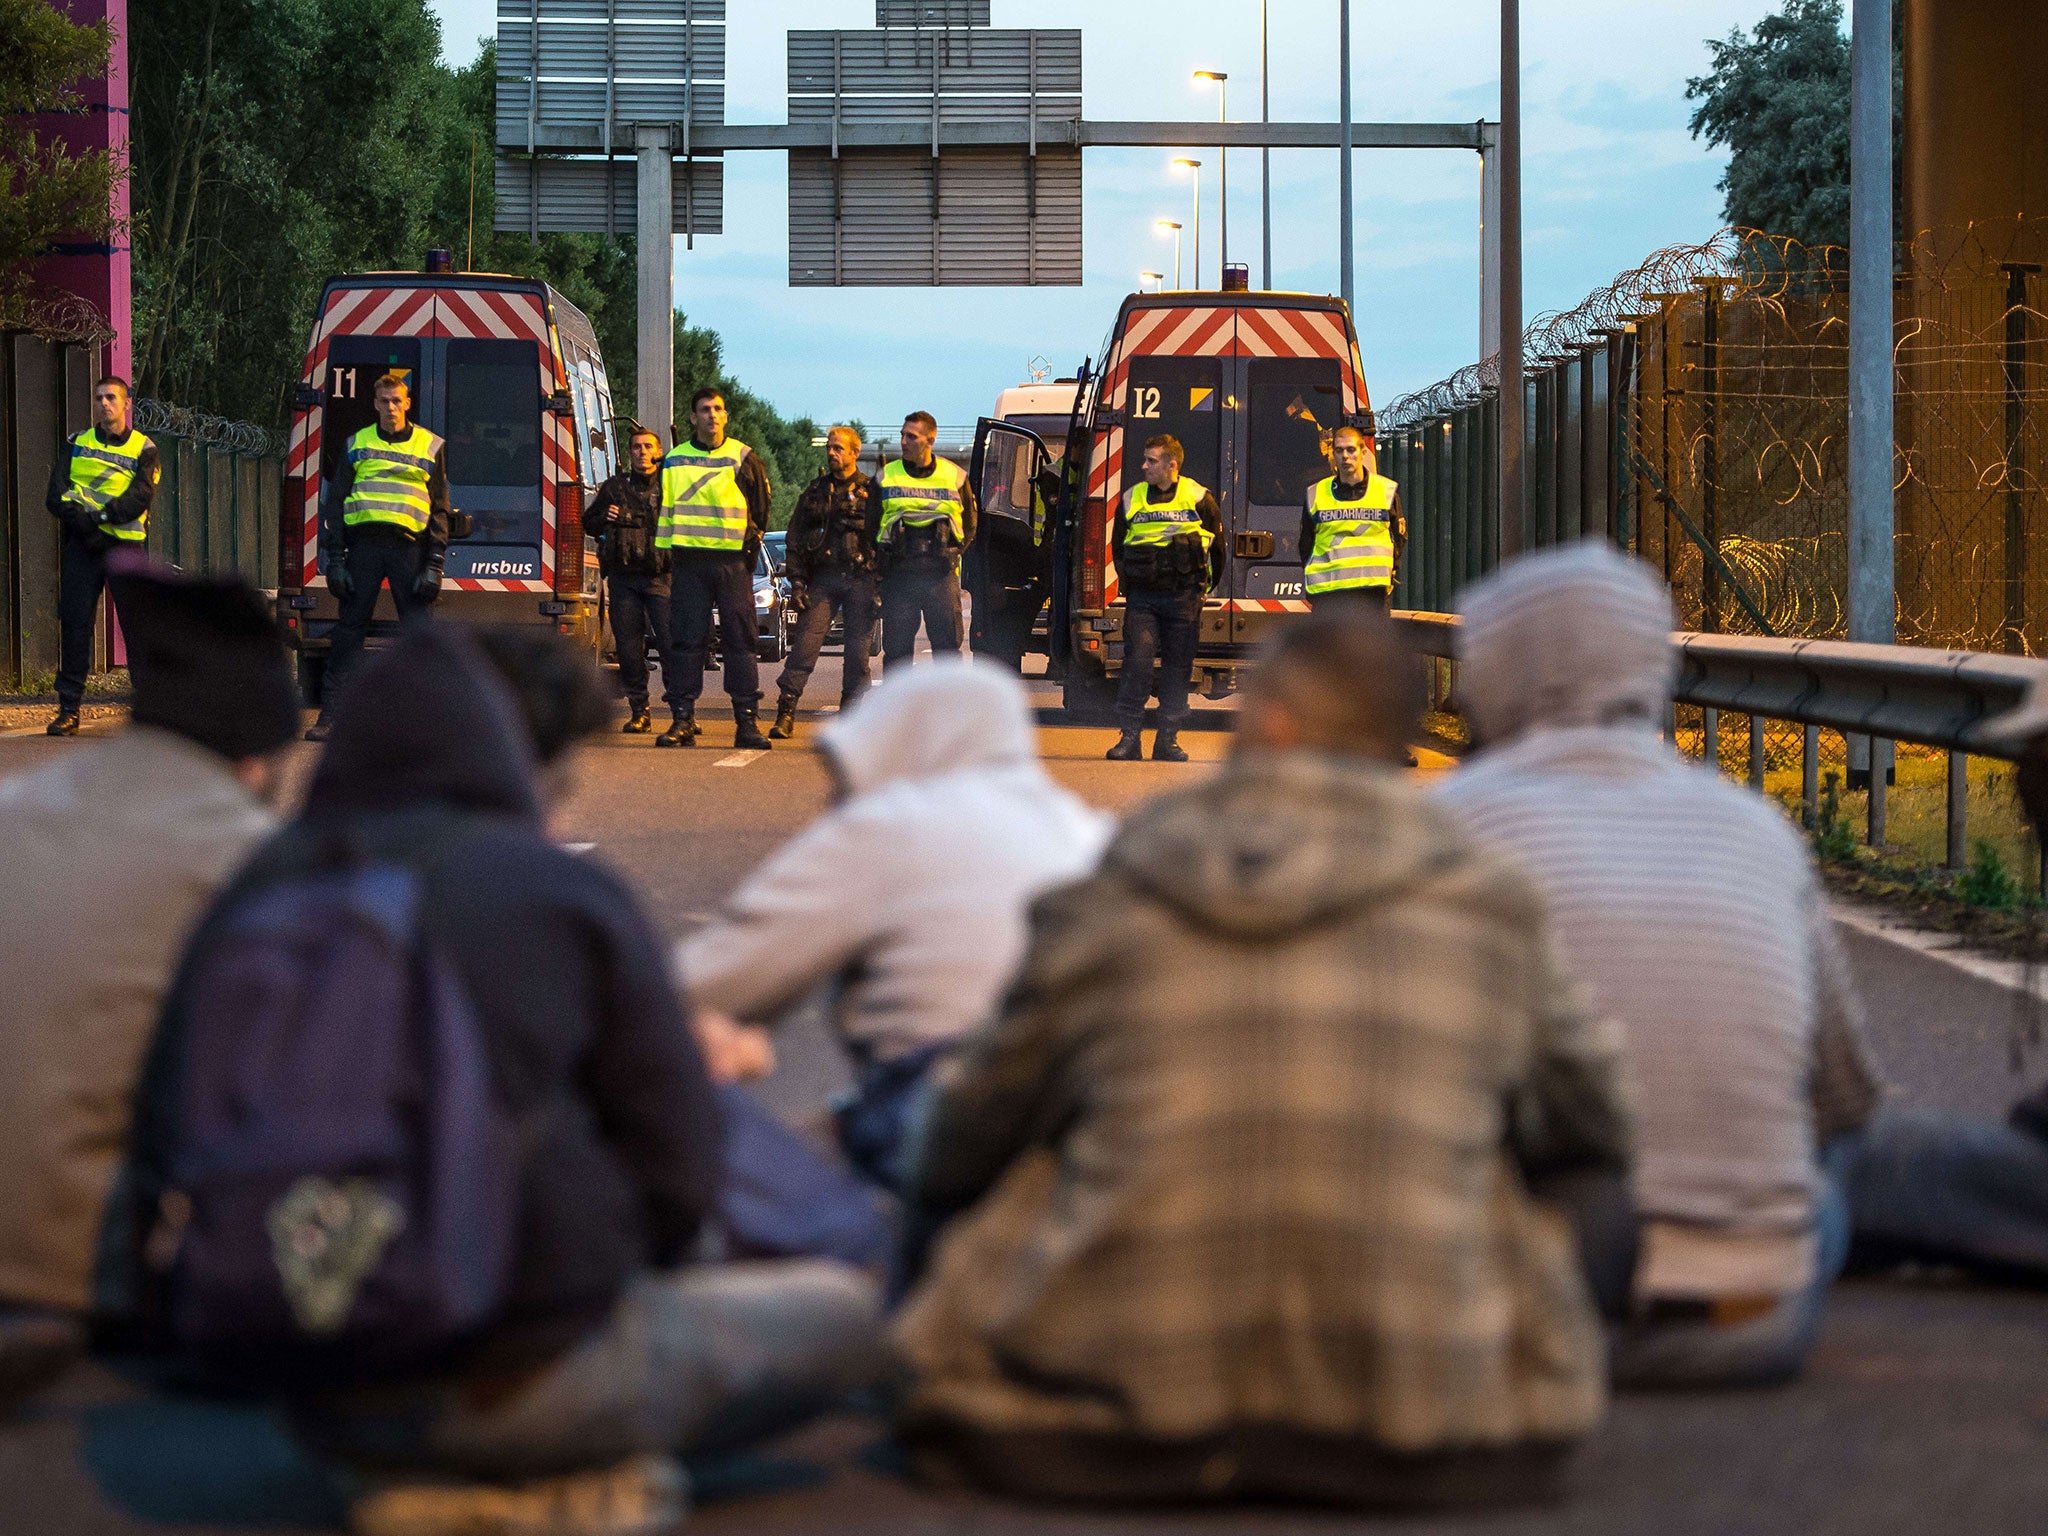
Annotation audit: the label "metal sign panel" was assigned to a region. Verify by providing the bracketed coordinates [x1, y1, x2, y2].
[876, 0, 990, 25]
[495, 156, 724, 236]
[789, 147, 1080, 286]
[496, 0, 725, 154]
[788, 29, 1080, 99]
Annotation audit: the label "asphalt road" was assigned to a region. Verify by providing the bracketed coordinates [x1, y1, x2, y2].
[4, 646, 2048, 1534]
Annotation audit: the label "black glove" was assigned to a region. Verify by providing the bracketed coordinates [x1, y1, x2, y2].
[326, 553, 355, 604]
[789, 580, 810, 613]
[411, 558, 444, 604]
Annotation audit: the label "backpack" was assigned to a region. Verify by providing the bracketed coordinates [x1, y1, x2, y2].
[147, 863, 519, 1388]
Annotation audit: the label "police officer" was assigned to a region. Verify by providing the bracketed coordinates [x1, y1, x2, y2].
[878, 411, 977, 672]
[769, 425, 878, 740]
[589, 425, 677, 734]
[1106, 433, 1222, 763]
[307, 368, 450, 741]
[968, 450, 1060, 674]
[658, 386, 773, 750]
[45, 376, 158, 736]
[1300, 425, 1404, 609]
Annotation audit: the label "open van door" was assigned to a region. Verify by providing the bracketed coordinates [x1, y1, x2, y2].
[968, 417, 1053, 671]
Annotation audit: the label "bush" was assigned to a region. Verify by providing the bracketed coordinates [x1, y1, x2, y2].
[1812, 771, 1858, 862]
[1958, 839, 2024, 912]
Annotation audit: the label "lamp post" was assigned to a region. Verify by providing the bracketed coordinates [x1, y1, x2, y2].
[1339, 0, 1353, 313]
[1140, 269, 1165, 293]
[1195, 71, 1228, 280]
[1261, 1, 1271, 288]
[1497, 0, 1524, 558]
[1173, 158, 1203, 287]
[1155, 221, 1183, 289]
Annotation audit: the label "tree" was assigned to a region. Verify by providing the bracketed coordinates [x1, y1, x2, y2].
[0, 0, 115, 326]
[673, 311, 824, 526]
[1686, 0, 1852, 250]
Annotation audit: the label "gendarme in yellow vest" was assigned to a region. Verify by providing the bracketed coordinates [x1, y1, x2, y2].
[878, 456, 967, 546]
[65, 427, 156, 542]
[1123, 476, 1213, 551]
[660, 437, 754, 552]
[343, 423, 443, 535]
[1304, 473, 1399, 595]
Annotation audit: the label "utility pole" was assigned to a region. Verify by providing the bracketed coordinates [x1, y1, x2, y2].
[1261, 0, 1271, 289]
[1848, 0, 1894, 650]
[1497, 0, 1524, 557]
[636, 123, 674, 444]
[1339, 0, 1354, 314]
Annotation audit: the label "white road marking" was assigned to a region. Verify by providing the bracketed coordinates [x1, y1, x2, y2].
[562, 841, 597, 854]
[713, 751, 767, 768]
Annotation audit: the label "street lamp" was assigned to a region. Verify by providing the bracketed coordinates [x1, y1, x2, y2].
[1139, 269, 1164, 293]
[1172, 157, 1202, 288]
[1194, 71, 1228, 282]
[1260, 2, 1270, 289]
[1155, 221, 1183, 288]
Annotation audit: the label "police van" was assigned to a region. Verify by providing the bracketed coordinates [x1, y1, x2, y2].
[971, 277, 1376, 720]
[276, 258, 616, 702]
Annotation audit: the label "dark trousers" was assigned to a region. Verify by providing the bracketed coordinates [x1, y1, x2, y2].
[57, 531, 118, 711]
[881, 563, 962, 672]
[606, 572, 678, 712]
[1114, 588, 1203, 730]
[1308, 586, 1391, 612]
[326, 528, 432, 707]
[778, 567, 875, 708]
[668, 553, 760, 710]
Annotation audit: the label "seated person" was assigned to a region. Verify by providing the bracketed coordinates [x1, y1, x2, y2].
[0, 565, 298, 1411]
[894, 606, 1629, 1510]
[677, 659, 1111, 1187]
[124, 625, 885, 1535]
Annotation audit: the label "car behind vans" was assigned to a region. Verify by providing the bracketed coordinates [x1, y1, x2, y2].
[277, 266, 616, 704]
[973, 286, 1376, 720]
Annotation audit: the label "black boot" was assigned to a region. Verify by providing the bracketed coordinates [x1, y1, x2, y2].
[45, 710, 79, 737]
[1152, 728, 1188, 763]
[622, 706, 653, 734]
[1105, 728, 1143, 762]
[768, 700, 799, 740]
[733, 703, 772, 751]
[655, 709, 696, 747]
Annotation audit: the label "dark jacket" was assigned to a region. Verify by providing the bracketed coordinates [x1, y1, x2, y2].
[1299, 476, 1406, 581]
[321, 422, 453, 560]
[668, 434, 773, 565]
[46, 428, 160, 550]
[589, 470, 670, 580]
[126, 626, 721, 1371]
[785, 469, 879, 584]
[1111, 478, 1224, 596]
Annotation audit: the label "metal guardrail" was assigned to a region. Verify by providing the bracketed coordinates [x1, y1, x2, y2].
[1394, 610, 2048, 873]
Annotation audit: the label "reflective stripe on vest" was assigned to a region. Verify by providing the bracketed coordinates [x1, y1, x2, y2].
[878, 456, 966, 545]
[1303, 474, 1398, 594]
[66, 428, 154, 542]
[1123, 476, 1213, 551]
[659, 438, 753, 551]
[343, 423, 443, 535]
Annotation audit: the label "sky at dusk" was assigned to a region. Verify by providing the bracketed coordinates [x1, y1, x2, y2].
[432, 0, 1773, 428]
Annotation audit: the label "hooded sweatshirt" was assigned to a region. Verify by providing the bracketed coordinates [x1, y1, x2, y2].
[679, 659, 1112, 1060]
[1435, 543, 1880, 1301]
[129, 626, 720, 1368]
[896, 750, 1628, 1469]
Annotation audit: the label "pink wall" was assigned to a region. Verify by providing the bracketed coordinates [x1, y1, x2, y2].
[32, 0, 130, 383]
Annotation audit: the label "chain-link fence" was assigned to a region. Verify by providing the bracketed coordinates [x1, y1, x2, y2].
[133, 399, 285, 587]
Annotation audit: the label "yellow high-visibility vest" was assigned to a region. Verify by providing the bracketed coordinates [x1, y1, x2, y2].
[1304, 473, 1399, 595]
[65, 427, 156, 542]
[1122, 476, 1213, 551]
[659, 437, 753, 551]
[878, 456, 967, 545]
[343, 423, 442, 535]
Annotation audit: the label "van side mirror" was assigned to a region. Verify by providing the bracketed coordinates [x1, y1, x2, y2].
[548, 389, 574, 417]
[447, 510, 474, 539]
[294, 384, 323, 409]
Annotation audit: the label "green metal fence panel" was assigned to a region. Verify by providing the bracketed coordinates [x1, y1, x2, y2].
[134, 400, 286, 586]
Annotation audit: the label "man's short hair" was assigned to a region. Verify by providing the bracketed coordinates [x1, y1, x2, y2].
[628, 426, 663, 450]
[827, 424, 863, 448]
[1332, 424, 1369, 448]
[94, 375, 131, 397]
[1244, 604, 1423, 758]
[1142, 433, 1185, 466]
[902, 411, 938, 434]
[689, 386, 726, 413]
[373, 369, 411, 399]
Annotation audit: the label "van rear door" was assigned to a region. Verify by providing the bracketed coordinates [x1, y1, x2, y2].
[319, 336, 423, 582]
[436, 336, 546, 584]
[1229, 354, 1345, 637]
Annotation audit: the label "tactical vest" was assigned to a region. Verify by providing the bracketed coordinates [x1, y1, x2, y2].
[878, 456, 967, 546]
[659, 437, 753, 552]
[66, 427, 155, 542]
[1304, 473, 1399, 595]
[1123, 476, 1213, 551]
[343, 423, 443, 535]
